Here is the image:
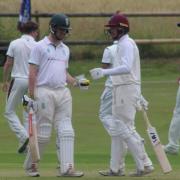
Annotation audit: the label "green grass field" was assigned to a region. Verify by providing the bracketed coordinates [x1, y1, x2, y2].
[0, 59, 180, 180]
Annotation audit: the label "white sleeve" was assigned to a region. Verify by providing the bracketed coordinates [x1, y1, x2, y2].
[65, 47, 70, 68]
[102, 64, 129, 75]
[29, 45, 41, 65]
[101, 48, 112, 64]
[102, 41, 134, 76]
[6, 41, 14, 58]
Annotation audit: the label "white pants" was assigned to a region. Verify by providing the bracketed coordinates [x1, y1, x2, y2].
[166, 85, 180, 152]
[4, 77, 28, 144]
[99, 85, 152, 172]
[24, 86, 75, 173]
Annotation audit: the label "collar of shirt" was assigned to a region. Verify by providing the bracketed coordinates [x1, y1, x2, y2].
[21, 34, 35, 41]
[43, 36, 64, 48]
[118, 34, 129, 43]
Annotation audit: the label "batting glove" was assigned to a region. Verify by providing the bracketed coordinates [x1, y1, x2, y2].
[89, 68, 104, 80]
[140, 95, 149, 110]
[22, 95, 38, 112]
[136, 95, 149, 111]
[75, 74, 90, 90]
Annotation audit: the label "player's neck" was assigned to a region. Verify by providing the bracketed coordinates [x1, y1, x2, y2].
[48, 34, 62, 46]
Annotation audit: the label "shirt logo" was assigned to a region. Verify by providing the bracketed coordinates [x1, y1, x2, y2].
[47, 57, 59, 61]
[47, 48, 50, 53]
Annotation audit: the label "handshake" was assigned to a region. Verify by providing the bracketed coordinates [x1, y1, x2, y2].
[75, 68, 104, 90]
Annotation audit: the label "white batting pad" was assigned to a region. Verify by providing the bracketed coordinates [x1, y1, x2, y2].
[110, 136, 127, 172]
[57, 118, 75, 173]
[38, 123, 52, 143]
[125, 135, 144, 171]
[132, 131, 153, 167]
[24, 123, 52, 170]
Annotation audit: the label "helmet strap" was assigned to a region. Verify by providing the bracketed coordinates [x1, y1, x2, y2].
[50, 25, 62, 41]
[116, 28, 126, 39]
[49, 25, 55, 34]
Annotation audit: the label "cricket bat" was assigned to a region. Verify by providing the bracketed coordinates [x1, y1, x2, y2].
[28, 107, 40, 163]
[142, 108, 172, 173]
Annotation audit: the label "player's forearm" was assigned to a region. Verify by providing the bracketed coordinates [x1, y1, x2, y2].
[3, 59, 13, 83]
[102, 64, 130, 76]
[66, 72, 77, 86]
[29, 79, 35, 99]
[3, 66, 10, 83]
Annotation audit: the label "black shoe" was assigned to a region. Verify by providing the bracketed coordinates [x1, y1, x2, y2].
[18, 138, 29, 154]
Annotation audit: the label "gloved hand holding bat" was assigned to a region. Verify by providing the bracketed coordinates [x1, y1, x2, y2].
[75, 74, 90, 90]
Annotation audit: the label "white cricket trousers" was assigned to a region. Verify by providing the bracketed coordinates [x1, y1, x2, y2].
[4, 77, 28, 144]
[24, 86, 75, 174]
[111, 84, 145, 171]
[99, 86, 152, 172]
[167, 85, 180, 151]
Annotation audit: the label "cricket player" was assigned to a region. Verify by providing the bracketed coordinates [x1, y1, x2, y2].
[90, 11, 153, 176]
[99, 40, 154, 176]
[23, 13, 84, 177]
[164, 83, 180, 154]
[2, 21, 39, 153]
[164, 23, 180, 155]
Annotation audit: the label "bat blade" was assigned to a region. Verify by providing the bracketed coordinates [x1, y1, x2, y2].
[28, 108, 40, 163]
[147, 127, 172, 173]
[142, 109, 172, 173]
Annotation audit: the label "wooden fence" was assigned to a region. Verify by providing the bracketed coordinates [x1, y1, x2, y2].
[0, 12, 180, 57]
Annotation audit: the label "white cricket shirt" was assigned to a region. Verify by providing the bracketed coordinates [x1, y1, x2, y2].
[111, 34, 141, 85]
[101, 43, 117, 87]
[6, 35, 36, 78]
[29, 36, 69, 88]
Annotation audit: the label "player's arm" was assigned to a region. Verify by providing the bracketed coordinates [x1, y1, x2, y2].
[66, 71, 90, 89]
[66, 71, 77, 86]
[2, 56, 13, 92]
[29, 63, 38, 99]
[100, 45, 133, 76]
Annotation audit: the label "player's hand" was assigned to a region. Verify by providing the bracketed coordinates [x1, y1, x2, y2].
[78, 78, 90, 90]
[22, 95, 38, 112]
[136, 95, 149, 111]
[177, 77, 180, 84]
[140, 95, 149, 110]
[89, 68, 104, 80]
[2, 82, 9, 92]
[75, 74, 90, 90]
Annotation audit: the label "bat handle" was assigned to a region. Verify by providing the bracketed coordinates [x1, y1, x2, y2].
[29, 107, 34, 137]
[142, 108, 152, 128]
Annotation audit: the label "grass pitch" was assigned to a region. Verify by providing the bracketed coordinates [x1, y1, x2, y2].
[0, 59, 180, 180]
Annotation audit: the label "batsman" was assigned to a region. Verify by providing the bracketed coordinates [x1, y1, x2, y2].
[23, 13, 88, 177]
[90, 11, 153, 176]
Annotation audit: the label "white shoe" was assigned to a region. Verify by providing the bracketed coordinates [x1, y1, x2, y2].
[144, 165, 154, 174]
[25, 163, 40, 177]
[129, 170, 146, 177]
[58, 167, 84, 177]
[164, 144, 179, 155]
[99, 169, 125, 176]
